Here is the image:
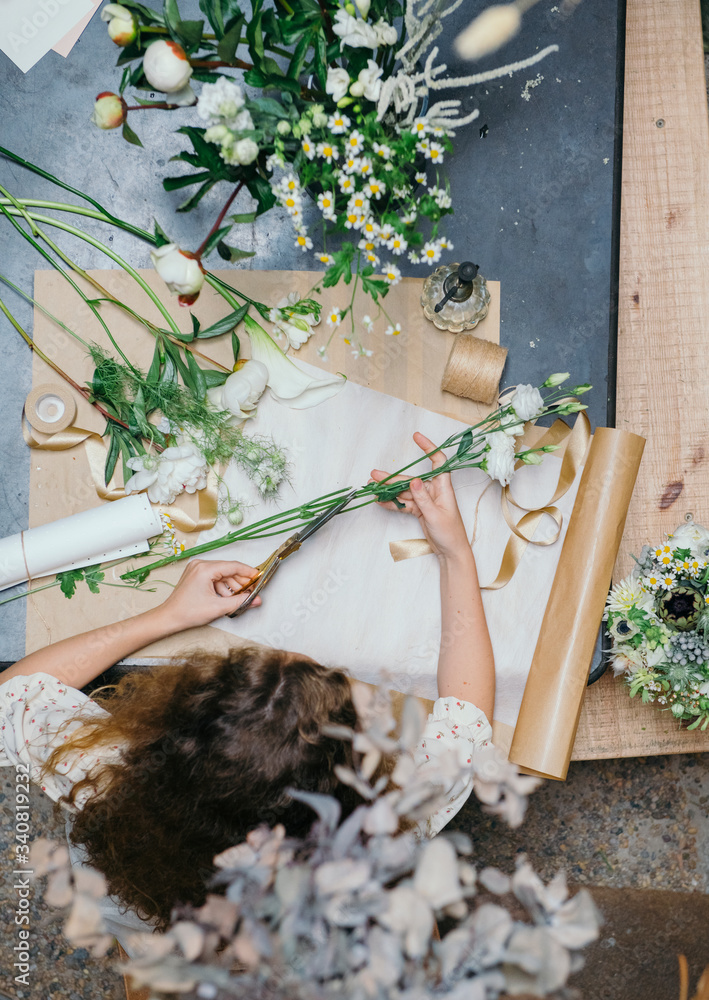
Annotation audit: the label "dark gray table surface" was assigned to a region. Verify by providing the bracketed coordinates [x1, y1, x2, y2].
[0, 0, 623, 659]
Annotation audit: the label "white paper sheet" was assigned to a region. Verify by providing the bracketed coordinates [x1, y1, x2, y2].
[52, 0, 101, 57]
[206, 364, 581, 731]
[0, 0, 93, 72]
[0, 494, 163, 591]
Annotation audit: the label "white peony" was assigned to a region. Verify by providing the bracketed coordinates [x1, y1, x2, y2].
[208, 361, 269, 420]
[372, 18, 398, 46]
[150, 243, 204, 304]
[332, 8, 378, 48]
[668, 522, 709, 555]
[100, 4, 137, 46]
[143, 39, 193, 94]
[326, 66, 351, 102]
[509, 383, 545, 421]
[91, 92, 127, 130]
[124, 441, 208, 506]
[197, 76, 248, 128]
[484, 431, 516, 487]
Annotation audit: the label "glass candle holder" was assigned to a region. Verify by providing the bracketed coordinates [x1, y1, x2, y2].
[421, 262, 491, 333]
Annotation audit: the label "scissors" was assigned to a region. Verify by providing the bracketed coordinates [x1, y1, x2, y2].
[227, 488, 358, 617]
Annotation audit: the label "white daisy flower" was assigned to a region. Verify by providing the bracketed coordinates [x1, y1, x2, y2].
[378, 224, 395, 242]
[414, 171, 427, 184]
[653, 544, 672, 558]
[429, 186, 452, 209]
[294, 233, 313, 251]
[345, 129, 365, 154]
[361, 217, 380, 239]
[344, 211, 364, 230]
[357, 158, 373, 177]
[342, 155, 360, 174]
[357, 238, 377, 254]
[301, 138, 315, 160]
[438, 236, 454, 251]
[278, 174, 300, 193]
[326, 308, 342, 327]
[385, 322, 402, 336]
[362, 314, 374, 331]
[365, 178, 385, 199]
[408, 250, 420, 264]
[347, 192, 370, 213]
[416, 139, 430, 154]
[422, 240, 443, 264]
[387, 233, 408, 254]
[426, 141, 445, 164]
[373, 142, 391, 159]
[328, 113, 351, 134]
[338, 174, 356, 194]
[364, 250, 380, 266]
[315, 252, 334, 265]
[402, 210, 417, 224]
[283, 194, 301, 214]
[382, 263, 401, 285]
[660, 573, 676, 589]
[411, 118, 429, 136]
[317, 191, 336, 215]
[642, 573, 662, 592]
[317, 142, 339, 163]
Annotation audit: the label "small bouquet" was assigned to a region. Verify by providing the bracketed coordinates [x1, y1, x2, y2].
[605, 522, 709, 731]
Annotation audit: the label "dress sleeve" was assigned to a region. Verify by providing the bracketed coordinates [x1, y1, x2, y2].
[413, 695, 493, 838]
[0, 672, 110, 803]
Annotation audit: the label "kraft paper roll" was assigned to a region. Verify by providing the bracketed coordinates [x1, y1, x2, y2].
[441, 335, 508, 406]
[508, 427, 645, 780]
[24, 383, 77, 434]
[0, 494, 164, 592]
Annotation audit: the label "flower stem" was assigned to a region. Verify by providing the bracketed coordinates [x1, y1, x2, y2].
[124, 102, 183, 111]
[194, 180, 244, 260]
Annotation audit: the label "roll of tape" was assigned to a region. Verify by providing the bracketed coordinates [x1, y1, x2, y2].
[441, 335, 508, 406]
[24, 383, 77, 434]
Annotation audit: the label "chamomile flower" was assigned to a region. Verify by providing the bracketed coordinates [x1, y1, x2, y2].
[345, 129, 365, 154]
[438, 236, 454, 251]
[344, 211, 364, 230]
[338, 174, 356, 194]
[363, 249, 380, 266]
[658, 552, 674, 568]
[278, 174, 300, 193]
[661, 573, 676, 589]
[407, 250, 420, 264]
[348, 192, 370, 214]
[387, 233, 408, 255]
[342, 155, 360, 174]
[373, 142, 391, 159]
[689, 558, 707, 577]
[382, 263, 401, 285]
[352, 346, 373, 358]
[362, 314, 374, 332]
[317, 345, 329, 360]
[328, 112, 351, 134]
[301, 138, 315, 160]
[295, 233, 313, 252]
[378, 223, 395, 243]
[653, 544, 672, 559]
[315, 252, 334, 265]
[317, 191, 336, 218]
[429, 186, 453, 209]
[365, 178, 385, 199]
[411, 118, 429, 136]
[326, 308, 342, 328]
[415, 140, 430, 155]
[283, 194, 300, 214]
[385, 322, 402, 336]
[317, 142, 339, 163]
[426, 141, 445, 163]
[402, 210, 417, 224]
[675, 558, 693, 576]
[361, 217, 380, 240]
[357, 158, 373, 177]
[414, 172, 427, 185]
[421, 239, 443, 264]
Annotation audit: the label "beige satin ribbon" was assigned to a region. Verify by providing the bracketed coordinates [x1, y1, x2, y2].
[22, 411, 219, 533]
[389, 412, 592, 590]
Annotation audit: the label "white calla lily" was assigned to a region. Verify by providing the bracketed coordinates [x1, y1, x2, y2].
[208, 360, 269, 420]
[244, 315, 346, 409]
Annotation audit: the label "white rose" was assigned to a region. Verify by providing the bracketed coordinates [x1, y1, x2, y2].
[326, 67, 351, 103]
[332, 8, 378, 48]
[668, 523, 709, 555]
[484, 431, 516, 487]
[210, 361, 269, 419]
[100, 3, 137, 46]
[372, 18, 398, 46]
[510, 383, 545, 421]
[150, 243, 204, 304]
[356, 59, 384, 102]
[143, 39, 193, 94]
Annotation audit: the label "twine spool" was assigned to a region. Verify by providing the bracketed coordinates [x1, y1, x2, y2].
[24, 383, 77, 434]
[441, 335, 508, 406]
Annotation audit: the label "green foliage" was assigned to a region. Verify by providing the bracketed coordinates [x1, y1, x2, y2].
[57, 565, 105, 599]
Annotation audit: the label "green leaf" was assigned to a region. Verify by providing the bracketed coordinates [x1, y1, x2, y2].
[244, 173, 277, 215]
[104, 430, 121, 486]
[203, 370, 229, 388]
[203, 224, 234, 258]
[246, 10, 265, 59]
[163, 0, 204, 50]
[195, 304, 249, 337]
[186, 350, 208, 400]
[119, 66, 131, 95]
[287, 31, 310, 80]
[163, 170, 214, 191]
[199, 0, 224, 34]
[122, 121, 144, 147]
[457, 429, 473, 458]
[120, 0, 166, 24]
[245, 96, 286, 117]
[229, 210, 258, 224]
[191, 314, 201, 337]
[146, 339, 163, 384]
[217, 17, 243, 61]
[361, 273, 389, 301]
[216, 241, 256, 262]
[84, 566, 106, 594]
[57, 568, 84, 599]
[232, 329, 241, 360]
[177, 178, 219, 212]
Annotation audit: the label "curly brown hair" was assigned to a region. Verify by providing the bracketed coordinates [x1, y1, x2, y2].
[46, 647, 359, 929]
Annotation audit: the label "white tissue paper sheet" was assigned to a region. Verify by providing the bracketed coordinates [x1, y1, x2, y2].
[206, 363, 581, 730]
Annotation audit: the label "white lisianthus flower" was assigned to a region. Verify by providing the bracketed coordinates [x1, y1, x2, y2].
[124, 441, 208, 506]
[100, 4, 137, 46]
[91, 92, 127, 130]
[372, 18, 398, 46]
[150, 243, 204, 305]
[197, 76, 248, 128]
[668, 523, 709, 555]
[222, 137, 259, 166]
[332, 8, 378, 48]
[510, 383, 545, 421]
[269, 292, 319, 350]
[484, 431, 516, 487]
[143, 39, 193, 93]
[354, 59, 384, 102]
[326, 67, 351, 102]
[208, 360, 269, 420]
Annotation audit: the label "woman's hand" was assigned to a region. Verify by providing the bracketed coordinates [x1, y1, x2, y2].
[157, 559, 261, 631]
[370, 432, 470, 562]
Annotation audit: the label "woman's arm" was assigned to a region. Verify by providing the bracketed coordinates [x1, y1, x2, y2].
[0, 559, 260, 690]
[371, 432, 495, 719]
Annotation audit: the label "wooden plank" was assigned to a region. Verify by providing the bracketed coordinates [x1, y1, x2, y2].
[572, 0, 709, 759]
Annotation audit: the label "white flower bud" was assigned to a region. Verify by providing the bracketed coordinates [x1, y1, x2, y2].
[326, 67, 350, 103]
[276, 120, 291, 135]
[100, 4, 138, 46]
[224, 137, 259, 165]
[143, 39, 193, 94]
[454, 4, 522, 61]
[91, 92, 127, 130]
[355, 0, 371, 17]
[150, 243, 204, 305]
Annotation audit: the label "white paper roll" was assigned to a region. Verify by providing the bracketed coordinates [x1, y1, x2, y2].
[0, 494, 164, 591]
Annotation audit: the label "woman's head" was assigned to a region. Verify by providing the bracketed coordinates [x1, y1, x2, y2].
[51, 647, 359, 928]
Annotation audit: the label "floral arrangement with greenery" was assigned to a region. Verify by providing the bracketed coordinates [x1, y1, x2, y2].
[92, 0, 560, 341]
[605, 521, 709, 731]
[30, 686, 600, 998]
